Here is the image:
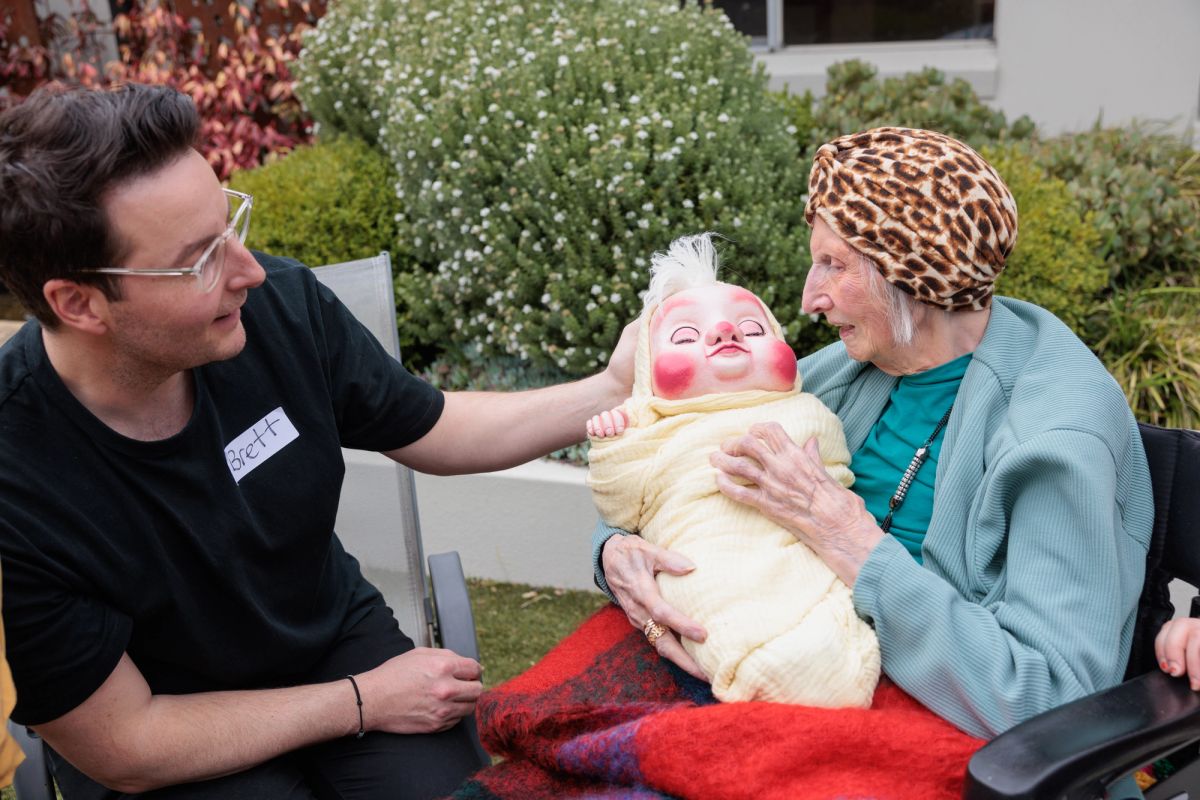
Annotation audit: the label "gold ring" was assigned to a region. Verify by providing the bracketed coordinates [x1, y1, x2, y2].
[643, 617, 667, 645]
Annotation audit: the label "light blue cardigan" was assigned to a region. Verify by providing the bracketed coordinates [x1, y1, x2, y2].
[592, 296, 1154, 739]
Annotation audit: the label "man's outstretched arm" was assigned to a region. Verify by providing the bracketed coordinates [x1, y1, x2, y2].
[34, 647, 482, 794]
[388, 321, 638, 475]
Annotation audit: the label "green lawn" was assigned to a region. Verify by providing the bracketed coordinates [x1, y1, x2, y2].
[0, 579, 607, 798]
[467, 578, 609, 688]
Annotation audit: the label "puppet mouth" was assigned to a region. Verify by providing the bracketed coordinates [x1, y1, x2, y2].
[708, 343, 749, 357]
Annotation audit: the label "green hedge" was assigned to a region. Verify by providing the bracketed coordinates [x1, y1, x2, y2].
[799, 60, 1036, 155]
[228, 137, 402, 269]
[982, 145, 1106, 336]
[296, 0, 816, 377]
[271, 39, 1196, 425]
[1029, 124, 1200, 288]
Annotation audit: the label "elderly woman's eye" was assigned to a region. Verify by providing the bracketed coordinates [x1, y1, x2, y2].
[671, 326, 699, 345]
[739, 320, 766, 336]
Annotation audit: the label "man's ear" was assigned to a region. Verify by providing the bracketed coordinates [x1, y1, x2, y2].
[42, 280, 112, 335]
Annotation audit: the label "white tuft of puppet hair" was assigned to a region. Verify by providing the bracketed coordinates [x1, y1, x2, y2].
[642, 232, 723, 315]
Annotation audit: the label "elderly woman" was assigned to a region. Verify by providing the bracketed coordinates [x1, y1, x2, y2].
[593, 127, 1154, 742]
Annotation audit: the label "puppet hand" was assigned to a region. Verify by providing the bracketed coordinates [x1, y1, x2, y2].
[587, 407, 628, 439]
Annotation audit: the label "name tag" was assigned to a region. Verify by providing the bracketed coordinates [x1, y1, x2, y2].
[225, 407, 300, 483]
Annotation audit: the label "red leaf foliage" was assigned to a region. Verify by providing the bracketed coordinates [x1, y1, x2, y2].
[1, 0, 315, 179]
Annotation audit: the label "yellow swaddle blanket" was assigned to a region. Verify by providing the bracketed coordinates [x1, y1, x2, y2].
[588, 317, 880, 706]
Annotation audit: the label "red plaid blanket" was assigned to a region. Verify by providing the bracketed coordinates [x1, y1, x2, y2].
[453, 606, 985, 799]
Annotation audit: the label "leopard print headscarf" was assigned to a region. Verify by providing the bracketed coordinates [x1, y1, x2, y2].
[805, 127, 1018, 311]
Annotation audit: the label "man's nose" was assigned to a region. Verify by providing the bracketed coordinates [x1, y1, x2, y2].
[705, 320, 740, 345]
[226, 238, 266, 290]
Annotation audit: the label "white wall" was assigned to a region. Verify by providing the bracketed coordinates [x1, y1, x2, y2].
[757, 0, 1200, 137]
[994, 0, 1200, 134]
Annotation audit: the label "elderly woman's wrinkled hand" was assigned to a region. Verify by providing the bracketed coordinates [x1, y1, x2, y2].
[710, 422, 883, 585]
[601, 534, 709, 680]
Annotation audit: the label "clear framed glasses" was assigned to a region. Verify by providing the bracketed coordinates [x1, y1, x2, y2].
[84, 188, 253, 293]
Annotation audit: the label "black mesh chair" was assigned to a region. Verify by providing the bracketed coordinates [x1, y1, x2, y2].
[966, 424, 1200, 800]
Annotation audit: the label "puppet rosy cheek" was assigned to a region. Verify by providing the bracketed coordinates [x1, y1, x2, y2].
[770, 340, 798, 386]
[653, 353, 696, 399]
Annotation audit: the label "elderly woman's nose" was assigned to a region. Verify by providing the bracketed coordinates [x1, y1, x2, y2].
[705, 320, 739, 344]
[801, 272, 829, 314]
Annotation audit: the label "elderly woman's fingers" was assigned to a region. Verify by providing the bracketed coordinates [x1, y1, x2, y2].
[652, 630, 708, 681]
[601, 535, 706, 643]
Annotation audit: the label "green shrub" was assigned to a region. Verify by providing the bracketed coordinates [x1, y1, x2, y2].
[1029, 124, 1200, 287]
[420, 345, 588, 464]
[982, 145, 1107, 336]
[296, 0, 817, 377]
[228, 137, 402, 269]
[805, 60, 1035, 155]
[1091, 287, 1200, 429]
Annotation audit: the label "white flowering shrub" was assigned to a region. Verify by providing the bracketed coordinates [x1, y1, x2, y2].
[296, 0, 813, 375]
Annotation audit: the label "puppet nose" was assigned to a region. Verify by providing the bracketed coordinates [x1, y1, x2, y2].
[706, 321, 739, 345]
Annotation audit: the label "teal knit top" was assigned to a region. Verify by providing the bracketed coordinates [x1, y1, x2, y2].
[851, 353, 971, 563]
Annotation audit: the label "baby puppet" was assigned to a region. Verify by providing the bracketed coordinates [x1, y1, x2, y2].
[587, 233, 880, 707]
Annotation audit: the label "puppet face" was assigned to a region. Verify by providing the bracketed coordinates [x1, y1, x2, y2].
[649, 283, 797, 400]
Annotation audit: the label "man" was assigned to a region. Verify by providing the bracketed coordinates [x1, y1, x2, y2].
[0, 83, 634, 799]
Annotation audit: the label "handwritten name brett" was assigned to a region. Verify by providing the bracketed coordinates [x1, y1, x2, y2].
[225, 407, 300, 483]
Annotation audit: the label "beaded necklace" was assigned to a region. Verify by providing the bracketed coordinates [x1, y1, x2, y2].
[878, 404, 954, 534]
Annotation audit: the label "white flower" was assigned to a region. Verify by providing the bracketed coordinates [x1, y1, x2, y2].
[431, 137, 442, 147]
[590, 284, 602, 296]
[629, 94, 640, 104]
[558, 55, 570, 67]
[717, 113, 730, 123]
[609, 293, 621, 304]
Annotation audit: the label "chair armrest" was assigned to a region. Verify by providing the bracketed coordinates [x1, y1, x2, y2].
[428, 551, 480, 662]
[964, 670, 1200, 800]
[426, 551, 491, 769]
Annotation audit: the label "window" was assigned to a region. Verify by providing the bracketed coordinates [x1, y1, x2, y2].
[710, 0, 994, 49]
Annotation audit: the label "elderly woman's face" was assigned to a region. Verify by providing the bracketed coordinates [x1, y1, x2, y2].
[803, 217, 897, 366]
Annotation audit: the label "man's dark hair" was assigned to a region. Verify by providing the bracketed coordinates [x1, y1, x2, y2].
[0, 83, 200, 326]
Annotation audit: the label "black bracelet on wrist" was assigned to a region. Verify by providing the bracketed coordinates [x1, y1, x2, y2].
[345, 674, 365, 739]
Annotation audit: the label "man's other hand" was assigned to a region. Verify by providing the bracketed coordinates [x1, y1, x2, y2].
[357, 648, 484, 734]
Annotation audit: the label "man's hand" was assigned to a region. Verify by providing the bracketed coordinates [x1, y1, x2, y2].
[602, 534, 708, 680]
[356, 647, 483, 734]
[602, 319, 640, 403]
[33, 647, 483, 794]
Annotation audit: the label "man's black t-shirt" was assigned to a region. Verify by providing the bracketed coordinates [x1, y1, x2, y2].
[0, 254, 444, 725]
